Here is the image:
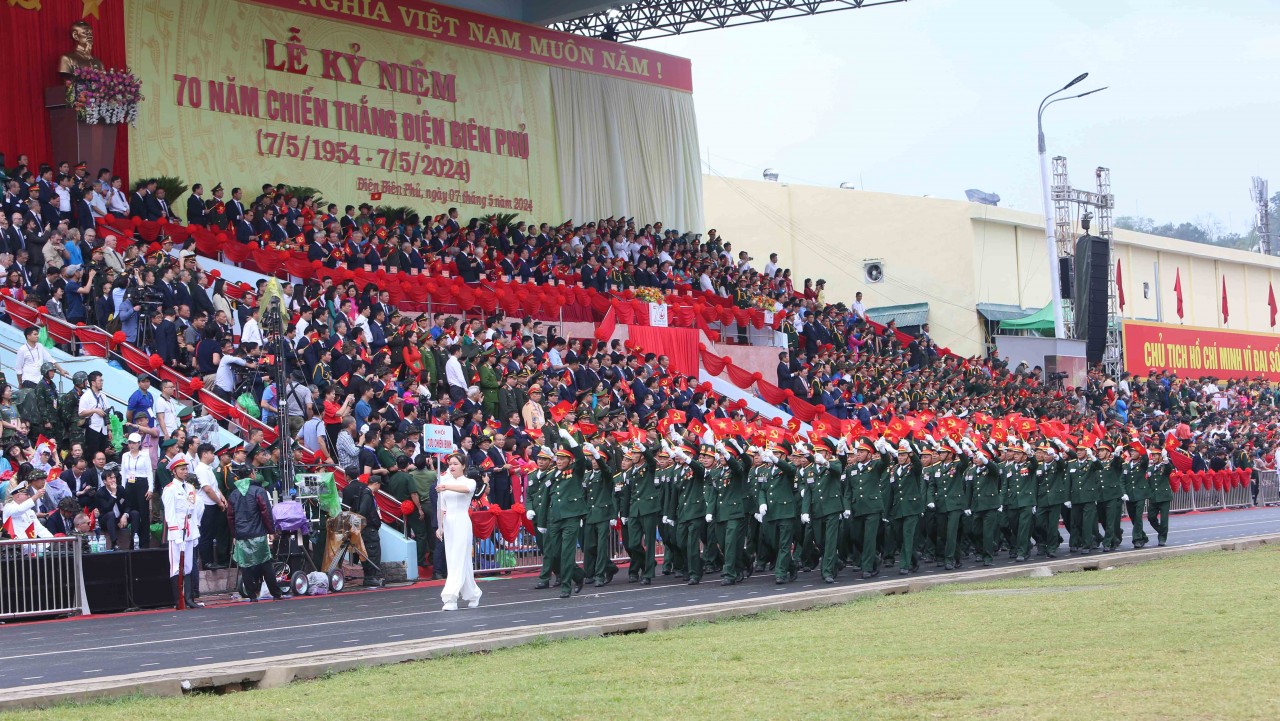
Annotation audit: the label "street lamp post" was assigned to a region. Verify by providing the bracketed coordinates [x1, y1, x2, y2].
[1037, 72, 1088, 340]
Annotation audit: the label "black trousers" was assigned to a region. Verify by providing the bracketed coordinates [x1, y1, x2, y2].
[239, 559, 284, 599]
[84, 427, 110, 462]
[361, 525, 382, 580]
[198, 507, 227, 566]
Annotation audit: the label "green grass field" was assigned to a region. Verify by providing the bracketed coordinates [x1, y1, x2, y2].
[6, 546, 1280, 721]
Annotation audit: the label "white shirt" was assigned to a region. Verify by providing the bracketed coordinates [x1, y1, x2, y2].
[699, 273, 714, 292]
[241, 318, 263, 346]
[161, 479, 201, 542]
[353, 314, 372, 343]
[54, 184, 70, 213]
[14, 341, 53, 385]
[79, 388, 108, 433]
[195, 461, 221, 506]
[851, 300, 866, 318]
[154, 394, 178, 437]
[215, 355, 248, 393]
[764, 261, 778, 276]
[88, 193, 108, 219]
[2, 497, 52, 539]
[107, 187, 129, 214]
[445, 355, 467, 390]
[121, 449, 154, 493]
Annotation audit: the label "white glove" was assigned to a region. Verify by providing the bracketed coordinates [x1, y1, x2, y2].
[842, 510, 851, 519]
[800, 513, 811, 524]
[926, 502, 935, 509]
[1064, 501, 1072, 509]
[660, 439, 672, 452]
[663, 515, 674, 526]
[963, 509, 972, 516]
[669, 428, 682, 444]
[1121, 494, 1129, 502]
[715, 441, 726, 455]
[537, 526, 547, 533]
[998, 505, 1003, 513]
[763, 451, 778, 464]
[608, 518, 617, 527]
[702, 428, 715, 445]
[813, 452, 827, 465]
[754, 512, 763, 522]
[559, 428, 577, 447]
[1032, 505, 1037, 514]
[835, 439, 850, 455]
[759, 503, 768, 516]
[526, 509, 536, 520]
[705, 513, 713, 523]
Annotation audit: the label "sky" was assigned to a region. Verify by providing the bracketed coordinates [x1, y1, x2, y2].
[636, 0, 1280, 233]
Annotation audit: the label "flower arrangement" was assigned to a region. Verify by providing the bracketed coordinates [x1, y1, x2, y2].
[634, 286, 666, 304]
[66, 65, 144, 126]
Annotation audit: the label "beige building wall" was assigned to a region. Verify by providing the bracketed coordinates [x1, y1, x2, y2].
[703, 175, 1280, 357]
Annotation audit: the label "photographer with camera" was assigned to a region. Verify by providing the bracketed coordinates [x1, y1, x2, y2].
[214, 341, 261, 403]
[110, 274, 140, 343]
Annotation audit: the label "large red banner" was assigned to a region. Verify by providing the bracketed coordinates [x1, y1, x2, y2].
[250, 0, 694, 92]
[1122, 320, 1280, 381]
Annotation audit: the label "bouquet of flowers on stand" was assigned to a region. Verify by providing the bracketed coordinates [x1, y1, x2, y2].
[66, 65, 144, 126]
[634, 286, 666, 304]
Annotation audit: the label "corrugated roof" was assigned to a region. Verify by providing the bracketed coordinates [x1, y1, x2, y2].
[864, 302, 929, 327]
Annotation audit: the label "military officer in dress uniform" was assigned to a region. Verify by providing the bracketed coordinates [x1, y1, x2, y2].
[1145, 447, 1174, 546]
[161, 456, 203, 609]
[1033, 442, 1067, 558]
[844, 438, 891, 578]
[536, 429, 588, 598]
[622, 442, 662, 584]
[580, 443, 619, 587]
[932, 438, 970, 570]
[1066, 444, 1100, 554]
[1002, 443, 1037, 561]
[1122, 441, 1151, 549]
[755, 443, 799, 584]
[963, 442, 1001, 566]
[888, 439, 929, 574]
[524, 446, 560, 589]
[711, 439, 751, 585]
[674, 444, 710, 584]
[794, 438, 847, 583]
[1096, 442, 1127, 552]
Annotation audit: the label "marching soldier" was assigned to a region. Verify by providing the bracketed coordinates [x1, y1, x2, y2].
[887, 439, 929, 574]
[1096, 442, 1126, 552]
[1033, 443, 1067, 558]
[580, 443, 619, 587]
[844, 437, 891, 578]
[535, 429, 588, 598]
[964, 443, 1002, 567]
[1121, 441, 1151, 549]
[1002, 443, 1037, 561]
[755, 444, 799, 584]
[1145, 447, 1173, 546]
[622, 442, 662, 584]
[795, 438, 847, 583]
[1066, 444, 1101, 554]
[524, 446, 561, 590]
[675, 444, 710, 584]
[713, 440, 751, 585]
[657, 442, 688, 577]
[932, 438, 970, 569]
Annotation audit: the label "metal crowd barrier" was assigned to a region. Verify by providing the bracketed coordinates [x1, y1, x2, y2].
[0, 537, 91, 621]
[473, 526, 666, 575]
[1257, 470, 1280, 506]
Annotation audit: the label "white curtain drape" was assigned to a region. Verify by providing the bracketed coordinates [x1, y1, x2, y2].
[549, 67, 703, 233]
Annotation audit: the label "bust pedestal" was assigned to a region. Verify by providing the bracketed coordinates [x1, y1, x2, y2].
[45, 85, 118, 172]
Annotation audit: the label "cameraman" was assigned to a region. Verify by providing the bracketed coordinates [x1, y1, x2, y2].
[214, 341, 261, 403]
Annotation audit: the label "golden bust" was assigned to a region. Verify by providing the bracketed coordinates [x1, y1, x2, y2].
[58, 21, 105, 76]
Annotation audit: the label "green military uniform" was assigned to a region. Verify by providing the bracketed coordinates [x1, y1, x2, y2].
[887, 448, 929, 573]
[1001, 455, 1037, 560]
[932, 454, 970, 568]
[410, 465, 438, 566]
[1034, 454, 1067, 557]
[756, 455, 799, 583]
[1066, 454, 1101, 553]
[675, 455, 710, 583]
[622, 445, 663, 582]
[842, 447, 890, 577]
[59, 385, 86, 450]
[1097, 453, 1126, 551]
[526, 462, 559, 586]
[383, 467, 426, 567]
[478, 364, 501, 417]
[966, 458, 1001, 565]
[700, 458, 726, 572]
[535, 442, 588, 597]
[581, 451, 619, 586]
[713, 453, 751, 584]
[1145, 456, 1173, 545]
[657, 457, 687, 577]
[1122, 453, 1151, 548]
[793, 454, 846, 582]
